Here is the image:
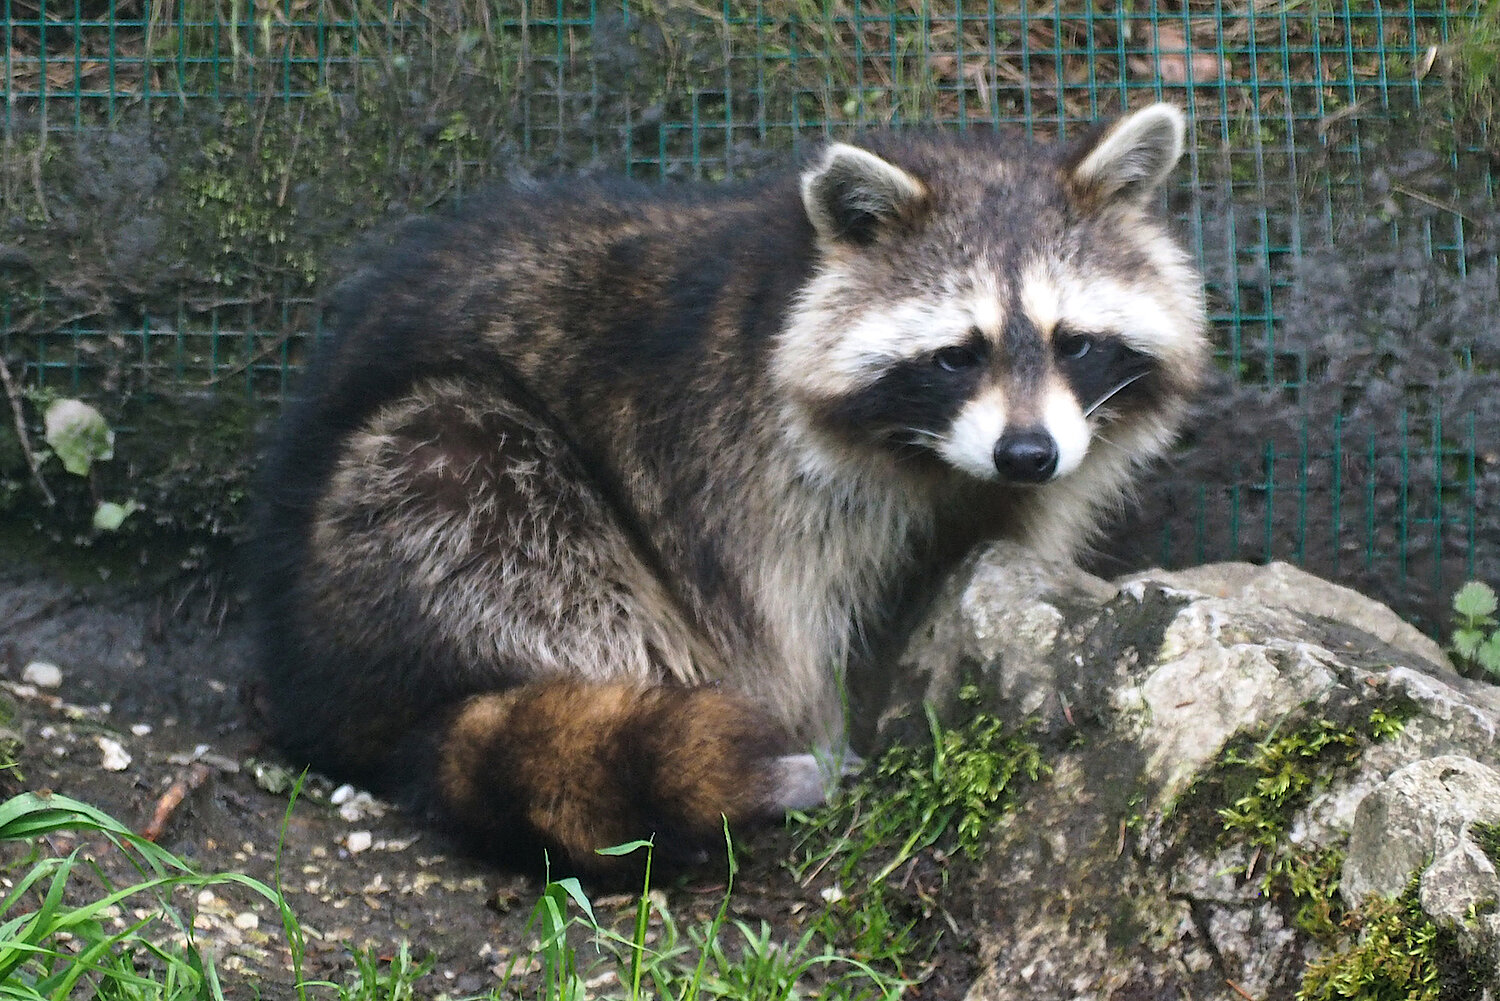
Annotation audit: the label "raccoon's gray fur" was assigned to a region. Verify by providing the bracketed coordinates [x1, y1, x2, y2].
[251, 104, 1208, 876]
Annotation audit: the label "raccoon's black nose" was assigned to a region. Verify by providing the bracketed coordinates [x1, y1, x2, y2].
[994, 431, 1059, 483]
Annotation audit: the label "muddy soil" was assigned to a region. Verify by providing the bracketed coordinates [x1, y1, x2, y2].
[0, 557, 978, 1000]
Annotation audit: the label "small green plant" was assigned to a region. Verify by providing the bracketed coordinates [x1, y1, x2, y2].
[32, 396, 140, 532]
[1449, 581, 1500, 681]
[339, 941, 433, 1001]
[508, 834, 907, 1001]
[517, 862, 598, 1001]
[0, 788, 910, 1001]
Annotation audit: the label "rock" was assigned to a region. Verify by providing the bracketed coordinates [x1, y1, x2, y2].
[1120, 561, 1453, 674]
[1342, 755, 1500, 969]
[1343, 756, 1500, 903]
[22, 660, 63, 689]
[877, 543, 1500, 1001]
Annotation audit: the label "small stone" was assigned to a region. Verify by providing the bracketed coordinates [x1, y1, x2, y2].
[345, 831, 373, 854]
[96, 736, 131, 772]
[233, 912, 260, 931]
[331, 785, 386, 822]
[22, 661, 63, 689]
[130, 723, 152, 736]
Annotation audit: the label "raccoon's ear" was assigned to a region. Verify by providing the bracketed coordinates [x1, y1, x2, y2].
[801, 143, 928, 246]
[1067, 103, 1186, 207]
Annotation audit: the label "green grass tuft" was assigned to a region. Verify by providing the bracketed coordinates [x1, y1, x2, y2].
[789, 700, 1045, 975]
[0, 791, 283, 1000]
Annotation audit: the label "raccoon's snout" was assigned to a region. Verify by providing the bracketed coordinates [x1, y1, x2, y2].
[994, 429, 1059, 483]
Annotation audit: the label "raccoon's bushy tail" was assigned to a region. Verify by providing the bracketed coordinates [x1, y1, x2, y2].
[434, 680, 826, 876]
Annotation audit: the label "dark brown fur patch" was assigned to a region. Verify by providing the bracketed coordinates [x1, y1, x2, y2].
[438, 680, 793, 876]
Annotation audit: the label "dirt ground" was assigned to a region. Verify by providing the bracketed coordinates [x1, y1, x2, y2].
[0, 556, 979, 1000]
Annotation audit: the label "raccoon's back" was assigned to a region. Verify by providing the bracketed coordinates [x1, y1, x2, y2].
[312, 178, 811, 427]
[248, 176, 819, 773]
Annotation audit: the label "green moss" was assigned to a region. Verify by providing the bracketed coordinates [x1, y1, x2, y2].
[1215, 718, 1364, 856]
[1209, 705, 1410, 857]
[1267, 847, 1350, 941]
[174, 93, 498, 295]
[1174, 701, 1411, 943]
[1184, 703, 1489, 999]
[1470, 822, 1500, 869]
[1298, 879, 1488, 1001]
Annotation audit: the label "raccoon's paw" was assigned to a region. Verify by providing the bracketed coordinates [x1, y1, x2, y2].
[769, 754, 828, 812]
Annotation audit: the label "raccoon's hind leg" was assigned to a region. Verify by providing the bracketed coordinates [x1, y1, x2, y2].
[290, 377, 819, 873]
[439, 680, 824, 873]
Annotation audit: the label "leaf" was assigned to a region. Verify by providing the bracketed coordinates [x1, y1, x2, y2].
[552, 876, 597, 928]
[1452, 581, 1498, 622]
[92, 500, 139, 532]
[595, 840, 653, 857]
[1477, 634, 1500, 680]
[42, 399, 114, 477]
[1453, 629, 1484, 659]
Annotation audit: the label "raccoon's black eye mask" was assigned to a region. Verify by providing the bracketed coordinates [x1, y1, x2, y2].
[1056, 331, 1156, 417]
[930, 334, 989, 374]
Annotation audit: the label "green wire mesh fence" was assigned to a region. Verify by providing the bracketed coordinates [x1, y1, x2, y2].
[2, 1, 1496, 632]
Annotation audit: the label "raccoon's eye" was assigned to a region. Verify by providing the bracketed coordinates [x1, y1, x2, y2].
[1055, 332, 1094, 361]
[932, 345, 983, 373]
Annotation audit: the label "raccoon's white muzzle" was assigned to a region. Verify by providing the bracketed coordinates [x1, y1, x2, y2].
[939, 382, 1090, 484]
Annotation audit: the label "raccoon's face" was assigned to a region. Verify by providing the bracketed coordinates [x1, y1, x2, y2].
[775, 104, 1208, 488]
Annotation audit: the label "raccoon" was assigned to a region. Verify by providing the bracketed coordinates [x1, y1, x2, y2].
[251, 103, 1208, 877]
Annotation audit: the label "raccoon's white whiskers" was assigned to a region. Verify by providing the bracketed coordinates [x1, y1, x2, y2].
[1083, 371, 1149, 418]
[895, 427, 945, 447]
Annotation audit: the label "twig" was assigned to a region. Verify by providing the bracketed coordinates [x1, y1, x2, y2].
[798, 807, 863, 888]
[142, 762, 213, 842]
[0, 353, 55, 506]
[1226, 979, 1258, 1001]
[1391, 181, 1482, 227]
[199, 329, 294, 387]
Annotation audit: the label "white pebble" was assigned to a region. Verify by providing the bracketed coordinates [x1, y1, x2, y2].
[130, 723, 152, 736]
[96, 736, 132, 772]
[345, 831, 373, 854]
[22, 661, 63, 689]
[233, 912, 259, 931]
